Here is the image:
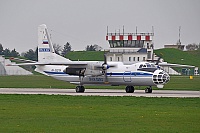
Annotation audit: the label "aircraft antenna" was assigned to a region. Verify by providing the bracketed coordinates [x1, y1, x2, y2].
[107, 26, 108, 35]
[178, 26, 181, 45]
[136, 26, 137, 34]
[123, 25, 124, 35]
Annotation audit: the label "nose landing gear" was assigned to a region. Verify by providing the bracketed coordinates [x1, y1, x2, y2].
[145, 86, 152, 93]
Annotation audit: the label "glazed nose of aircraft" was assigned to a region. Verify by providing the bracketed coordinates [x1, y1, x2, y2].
[152, 70, 170, 86]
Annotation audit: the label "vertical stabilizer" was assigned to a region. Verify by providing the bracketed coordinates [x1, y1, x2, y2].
[38, 24, 71, 63]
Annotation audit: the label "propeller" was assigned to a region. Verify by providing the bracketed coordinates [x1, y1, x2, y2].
[94, 54, 115, 83]
[155, 57, 162, 65]
[156, 53, 163, 65]
[101, 54, 116, 83]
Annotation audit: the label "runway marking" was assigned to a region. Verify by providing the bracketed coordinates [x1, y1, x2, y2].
[0, 88, 199, 98]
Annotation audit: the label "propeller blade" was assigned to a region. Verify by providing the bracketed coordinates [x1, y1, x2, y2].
[155, 57, 161, 65]
[104, 54, 107, 64]
[104, 69, 109, 83]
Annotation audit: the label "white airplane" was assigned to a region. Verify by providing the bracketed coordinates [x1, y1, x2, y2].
[10, 24, 195, 93]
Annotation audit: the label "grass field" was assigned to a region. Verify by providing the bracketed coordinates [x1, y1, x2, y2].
[0, 95, 199, 133]
[65, 49, 200, 68]
[0, 75, 200, 91]
[66, 51, 104, 61]
[154, 48, 200, 68]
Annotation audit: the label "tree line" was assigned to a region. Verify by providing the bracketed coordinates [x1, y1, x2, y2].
[0, 43, 103, 61]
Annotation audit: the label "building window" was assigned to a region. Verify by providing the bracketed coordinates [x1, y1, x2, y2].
[129, 57, 131, 61]
[137, 57, 140, 61]
[118, 57, 120, 61]
[133, 57, 135, 61]
[109, 40, 144, 48]
[110, 57, 112, 61]
[147, 51, 151, 59]
[143, 57, 145, 61]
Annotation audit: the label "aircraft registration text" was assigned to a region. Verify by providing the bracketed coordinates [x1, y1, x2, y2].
[39, 48, 50, 52]
[89, 77, 103, 82]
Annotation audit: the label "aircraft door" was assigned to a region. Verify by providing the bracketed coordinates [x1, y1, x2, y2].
[123, 71, 132, 82]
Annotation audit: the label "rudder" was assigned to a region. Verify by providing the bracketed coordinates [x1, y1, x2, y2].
[38, 24, 71, 63]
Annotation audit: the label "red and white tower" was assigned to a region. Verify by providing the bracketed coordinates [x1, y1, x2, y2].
[105, 27, 154, 62]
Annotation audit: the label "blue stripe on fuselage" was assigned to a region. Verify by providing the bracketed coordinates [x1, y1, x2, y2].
[44, 71, 66, 75]
[107, 72, 153, 76]
[44, 71, 153, 76]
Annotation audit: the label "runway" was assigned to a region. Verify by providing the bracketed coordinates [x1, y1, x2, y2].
[0, 88, 199, 97]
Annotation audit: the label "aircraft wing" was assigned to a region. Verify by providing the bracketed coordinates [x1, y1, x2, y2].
[9, 57, 37, 63]
[7, 61, 88, 67]
[159, 62, 195, 68]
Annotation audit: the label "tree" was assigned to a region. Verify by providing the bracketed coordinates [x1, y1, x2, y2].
[93, 44, 103, 51]
[186, 43, 199, 51]
[61, 42, 71, 56]
[10, 49, 20, 57]
[24, 48, 37, 61]
[53, 43, 62, 55]
[35, 47, 38, 61]
[85, 45, 96, 51]
[0, 43, 3, 55]
[3, 48, 11, 57]
[85, 44, 102, 51]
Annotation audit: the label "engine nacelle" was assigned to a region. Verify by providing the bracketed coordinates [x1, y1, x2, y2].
[63, 68, 85, 76]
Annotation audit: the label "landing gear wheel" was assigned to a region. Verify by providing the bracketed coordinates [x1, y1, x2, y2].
[125, 86, 134, 93]
[145, 87, 152, 93]
[76, 86, 85, 93]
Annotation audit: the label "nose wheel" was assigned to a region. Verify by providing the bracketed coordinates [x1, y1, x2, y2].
[145, 86, 152, 93]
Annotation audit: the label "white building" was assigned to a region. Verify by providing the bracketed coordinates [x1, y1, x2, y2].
[105, 31, 155, 63]
[104, 29, 185, 75]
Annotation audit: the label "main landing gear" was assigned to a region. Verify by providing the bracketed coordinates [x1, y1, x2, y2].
[125, 86, 135, 93]
[76, 85, 85, 93]
[125, 86, 153, 93]
[145, 86, 152, 93]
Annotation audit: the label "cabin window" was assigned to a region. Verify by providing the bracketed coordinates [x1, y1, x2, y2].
[146, 63, 151, 67]
[129, 57, 131, 61]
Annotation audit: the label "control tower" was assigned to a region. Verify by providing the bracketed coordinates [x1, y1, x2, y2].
[105, 28, 154, 63]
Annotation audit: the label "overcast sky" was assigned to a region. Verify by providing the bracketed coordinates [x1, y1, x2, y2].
[0, 0, 200, 53]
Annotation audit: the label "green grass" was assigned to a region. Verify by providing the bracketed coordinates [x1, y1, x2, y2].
[0, 75, 75, 89]
[162, 76, 200, 90]
[66, 51, 104, 61]
[0, 95, 199, 133]
[154, 48, 200, 68]
[0, 75, 200, 91]
[66, 49, 200, 68]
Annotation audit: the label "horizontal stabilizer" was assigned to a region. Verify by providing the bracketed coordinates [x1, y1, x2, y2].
[7, 61, 88, 66]
[159, 62, 195, 68]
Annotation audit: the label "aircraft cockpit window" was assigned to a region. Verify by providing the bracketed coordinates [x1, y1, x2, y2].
[151, 64, 156, 68]
[139, 63, 155, 68]
[146, 63, 151, 67]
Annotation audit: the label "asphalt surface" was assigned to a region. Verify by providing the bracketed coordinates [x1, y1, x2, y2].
[0, 88, 199, 97]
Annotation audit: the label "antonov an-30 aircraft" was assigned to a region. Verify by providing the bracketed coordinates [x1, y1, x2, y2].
[9, 24, 173, 93]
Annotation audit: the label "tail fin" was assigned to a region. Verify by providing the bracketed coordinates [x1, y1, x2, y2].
[38, 24, 71, 63]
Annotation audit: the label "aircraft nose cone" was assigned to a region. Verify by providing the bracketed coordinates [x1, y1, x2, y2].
[152, 70, 170, 85]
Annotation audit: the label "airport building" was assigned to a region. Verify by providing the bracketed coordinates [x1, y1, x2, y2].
[104, 28, 198, 75]
[105, 28, 156, 63]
